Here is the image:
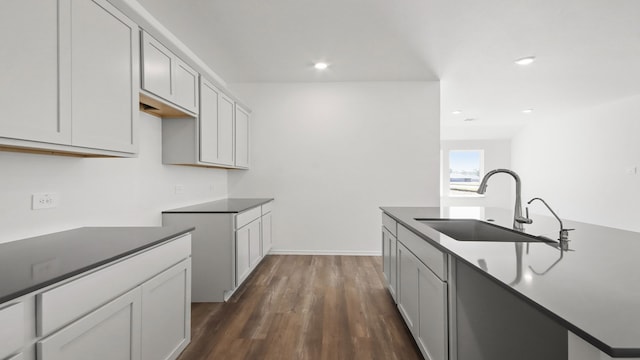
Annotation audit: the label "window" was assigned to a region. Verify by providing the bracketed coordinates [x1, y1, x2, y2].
[449, 150, 484, 196]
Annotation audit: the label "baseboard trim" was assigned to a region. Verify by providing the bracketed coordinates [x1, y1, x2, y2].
[268, 249, 382, 256]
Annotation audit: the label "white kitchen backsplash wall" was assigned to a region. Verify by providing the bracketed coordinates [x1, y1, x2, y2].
[228, 82, 440, 255]
[0, 111, 228, 244]
[511, 94, 640, 232]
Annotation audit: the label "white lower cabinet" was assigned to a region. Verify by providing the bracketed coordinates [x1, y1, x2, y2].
[141, 259, 191, 360]
[162, 200, 273, 302]
[0, 302, 24, 359]
[237, 217, 262, 287]
[389, 235, 398, 300]
[38, 288, 142, 360]
[417, 260, 448, 360]
[2, 234, 193, 360]
[261, 211, 273, 256]
[236, 224, 251, 287]
[391, 219, 448, 360]
[397, 242, 420, 334]
[382, 227, 397, 301]
[248, 219, 262, 268]
[398, 241, 448, 360]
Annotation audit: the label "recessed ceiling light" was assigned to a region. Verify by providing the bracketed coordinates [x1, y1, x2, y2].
[522, 109, 534, 114]
[452, 110, 462, 115]
[314, 62, 329, 70]
[514, 56, 536, 65]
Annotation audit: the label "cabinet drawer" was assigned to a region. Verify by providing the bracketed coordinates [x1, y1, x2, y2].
[261, 201, 273, 215]
[236, 207, 261, 229]
[382, 212, 397, 236]
[38, 234, 191, 336]
[398, 225, 447, 281]
[37, 287, 141, 360]
[0, 302, 24, 359]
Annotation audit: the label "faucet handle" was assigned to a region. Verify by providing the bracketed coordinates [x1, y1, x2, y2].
[516, 207, 534, 224]
[560, 228, 574, 241]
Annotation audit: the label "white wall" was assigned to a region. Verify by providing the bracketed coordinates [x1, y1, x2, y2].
[441, 139, 512, 208]
[0, 112, 228, 244]
[228, 82, 440, 254]
[512, 94, 640, 232]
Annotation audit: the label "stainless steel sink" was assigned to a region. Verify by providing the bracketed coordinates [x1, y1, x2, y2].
[416, 219, 552, 243]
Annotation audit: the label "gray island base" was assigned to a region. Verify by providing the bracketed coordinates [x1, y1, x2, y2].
[381, 206, 640, 360]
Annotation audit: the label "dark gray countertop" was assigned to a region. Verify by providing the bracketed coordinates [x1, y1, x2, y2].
[381, 206, 640, 358]
[0, 226, 194, 304]
[162, 198, 273, 213]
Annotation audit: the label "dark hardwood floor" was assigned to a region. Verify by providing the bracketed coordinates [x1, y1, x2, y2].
[177, 255, 422, 360]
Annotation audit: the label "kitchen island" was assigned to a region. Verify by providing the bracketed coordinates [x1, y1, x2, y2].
[381, 206, 640, 360]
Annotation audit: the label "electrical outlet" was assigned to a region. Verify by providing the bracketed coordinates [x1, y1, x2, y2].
[175, 184, 185, 194]
[209, 184, 215, 193]
[32, 192, 60, 210]
[32, 258, 59, 281]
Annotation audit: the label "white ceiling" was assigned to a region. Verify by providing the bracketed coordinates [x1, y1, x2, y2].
[137, 0, 640, 140]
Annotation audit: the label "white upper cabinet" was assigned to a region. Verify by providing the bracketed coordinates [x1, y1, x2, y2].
[199, 78, 234, 166]
[67, 0, 139, 153]
[141, 31, 198, 115]
[141, 33, 173, 102]
[173, 58, 199, 114]
[234, 105, 250, 169]
[218, 95, 235, 165]
[163, 77, 249, 169]
[0, 0, 68, 145]
[0, 0, 138, 156]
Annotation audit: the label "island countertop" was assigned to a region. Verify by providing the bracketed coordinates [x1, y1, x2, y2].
[162, 198, 273, 213]
[381, 206, 640, 358]
[0, 226, 194, 305]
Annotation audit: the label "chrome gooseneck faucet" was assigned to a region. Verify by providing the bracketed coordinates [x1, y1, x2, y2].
[527, 197, 574, 250]
[477, 169, 532, 231]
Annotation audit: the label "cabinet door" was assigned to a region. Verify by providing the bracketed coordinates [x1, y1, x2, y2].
[417, 261, 448, 360]
[236, 226, 251, 287]
[141, 259, 191, 360]
[173, 58, 198, 114]
[382, 229, 391, 285]
[234, 105, 250, 168]
[0, 0, 69, 145]
[261, 212, 272, 256]
[38, 288, 141, 360]
[218, 94, 235, 165]
[199, 79, 234, 166]
[199, 79, 220, 164]
[141, 32, 173, 101]
[389, 234, 398, 301]
[66, 0, 138, 153]
[0, 302, 24, 359]
[248, 218, 262, 268]
[397, 242, 419, 336]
